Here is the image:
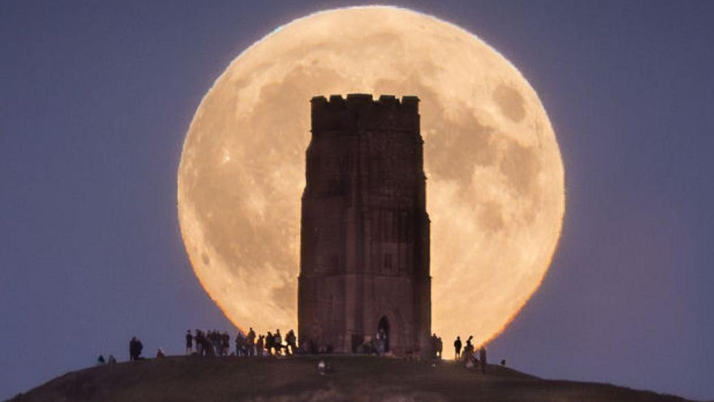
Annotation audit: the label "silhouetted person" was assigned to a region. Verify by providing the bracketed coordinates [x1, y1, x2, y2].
[203, 330, 211, 354]
[195, 330, 214, 357]
[97, 355, 105, 366]
[222, 331, 231, 356]
[454, 336, 462, 360]
[235, 332, 245, 356]
[500, 359, 506, 367]
[195, 329, 204, 355]
[266, 331, 274, 355]
[286, 329, 297, 355]
[257, 335, 265, 357]
[186, 330, 193, 355]
[247, 327, 256, 356]
[210, 330, 221, 356]
[436, 336, 443, 359]
[463, 335, 474, 359]
[206, 330, 215, 355]
[129, 336, 143, 361]
[479, 345, 487, 375]
[108, 355, 117, 364]
[274, 330, 283, 356]
[156, 348, 165, 358]
[203, 333, 215, 357]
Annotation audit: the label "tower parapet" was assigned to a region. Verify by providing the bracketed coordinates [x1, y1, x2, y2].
[310, 94, 420, 133]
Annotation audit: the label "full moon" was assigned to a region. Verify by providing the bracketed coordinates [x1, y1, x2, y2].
[178, 6, 564, 351]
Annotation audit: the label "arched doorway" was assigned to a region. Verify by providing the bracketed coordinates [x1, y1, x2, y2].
[378, 316, 390, 353]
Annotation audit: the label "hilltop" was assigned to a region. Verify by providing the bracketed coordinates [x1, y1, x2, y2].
[7, 355, 693, 402]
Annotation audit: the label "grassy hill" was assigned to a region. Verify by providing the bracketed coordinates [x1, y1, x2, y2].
[7, 355, 694, 402]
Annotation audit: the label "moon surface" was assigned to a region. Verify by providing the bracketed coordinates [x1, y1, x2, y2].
[178, 6, 565, 350]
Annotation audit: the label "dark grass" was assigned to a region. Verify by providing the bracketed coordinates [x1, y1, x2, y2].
[7, 355, 693, 402]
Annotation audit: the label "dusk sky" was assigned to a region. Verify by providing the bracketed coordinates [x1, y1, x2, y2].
[2, 1, 713, 401]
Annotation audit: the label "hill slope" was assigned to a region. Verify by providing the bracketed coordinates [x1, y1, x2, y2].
[7, 355, 693, 402]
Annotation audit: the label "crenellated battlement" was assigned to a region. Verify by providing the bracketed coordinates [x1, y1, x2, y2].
[311, 93, 419, 109]
[311, 93, 420, 132]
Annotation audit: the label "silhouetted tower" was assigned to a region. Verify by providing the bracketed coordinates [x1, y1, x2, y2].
[298, 94, 431, 356]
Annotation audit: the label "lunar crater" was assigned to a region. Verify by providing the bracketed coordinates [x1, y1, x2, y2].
[493, 84, 526, 123]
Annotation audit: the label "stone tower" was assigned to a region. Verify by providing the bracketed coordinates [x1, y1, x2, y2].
[298, 94, 431, 356]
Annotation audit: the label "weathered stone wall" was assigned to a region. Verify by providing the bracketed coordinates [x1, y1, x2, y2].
[298, 94, 431, 356]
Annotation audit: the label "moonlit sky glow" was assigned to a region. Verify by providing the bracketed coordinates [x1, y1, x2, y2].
[178, 6, 565, 357]
[1, 1, 713, 401]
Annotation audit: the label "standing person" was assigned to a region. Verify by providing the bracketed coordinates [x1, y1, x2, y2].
[195, 330, 204, 356]
[129, 336, 143, 361]
[479, 345, 487, 375]
[257, 335, 265, 357]
[247, 327, 256, 356]
[201, 332, 215, 357]
[454, 336, 462, 360]
[211, 331, 221, 356]
[266, 331, 274, 355]
[206, 331, 214, 355]
[186, 330, 194, 355]
[436, 336, 443, 359]
[274, 330, 283, 356]
[222, 331, 231, 356]
[286, 329, 297, 356]
[235, 332, 245, 356]
[464, 335, 474, 358]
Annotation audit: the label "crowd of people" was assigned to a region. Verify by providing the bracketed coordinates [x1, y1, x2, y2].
[96, 354, 117, 366]
[185, 330, 231, 357]
[181, 328, 490, 375]
[184, 328, 299, 357]
[453, 335, 489, 374]
[99, 330, 498, 376]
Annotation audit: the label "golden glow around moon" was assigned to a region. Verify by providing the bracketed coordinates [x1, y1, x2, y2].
[178, 6, 564, 351]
